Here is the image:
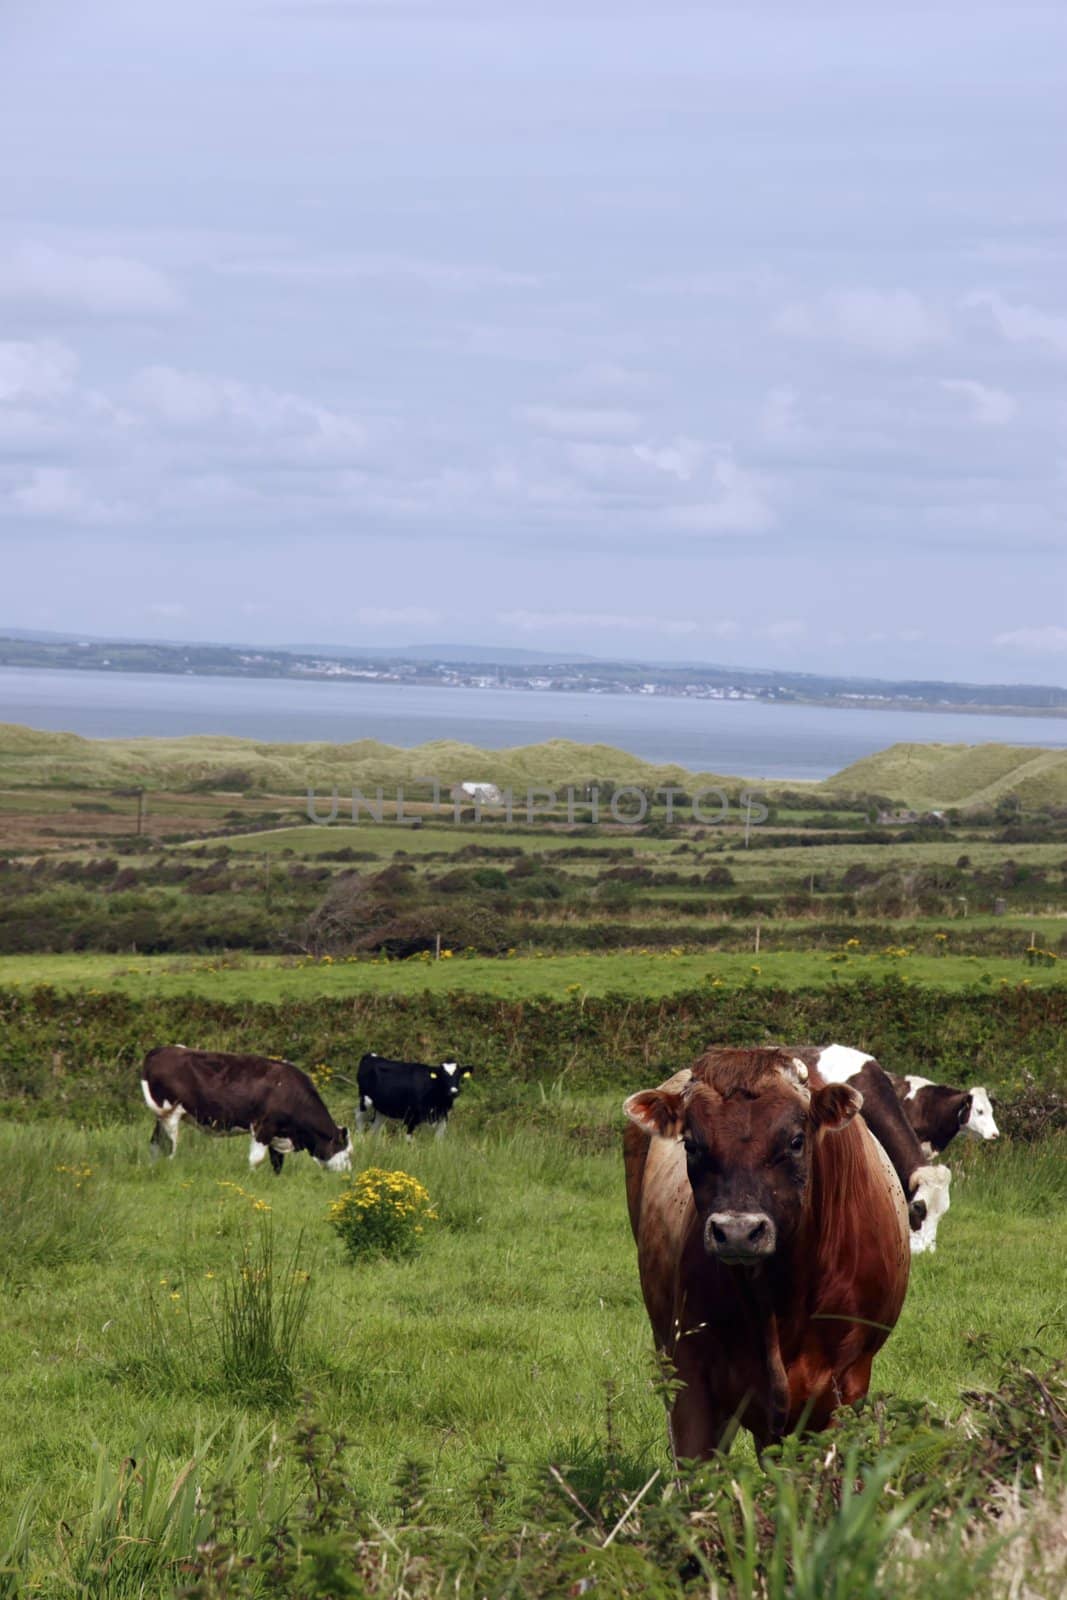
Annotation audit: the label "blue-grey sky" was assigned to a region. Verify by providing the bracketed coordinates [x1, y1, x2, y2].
[1, 0, 1064, 680]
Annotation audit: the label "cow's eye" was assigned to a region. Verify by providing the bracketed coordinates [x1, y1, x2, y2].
[789, 1133, 805, 1153]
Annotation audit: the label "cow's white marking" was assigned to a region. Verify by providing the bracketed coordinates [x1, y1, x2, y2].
[141, 1079, 171, 1115]
[443, 1062, 458, 1076]
[270, 1137, 295, 1154]
[356, 1097, 378, 1134]
[909, 1164, 951, 1254]
[790, 1057, 809, 1083]
[323, 1142, 352, 1172]
[961, 1087, 999, 1140]
[435, 1119, 448, 1139]
[814, 1044, 872, 1084]
[249, 1138, 269, 1168]
[904, 1075, 932, 1101]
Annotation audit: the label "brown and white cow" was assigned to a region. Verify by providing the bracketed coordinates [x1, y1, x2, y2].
[623, 1046, 910, 1459]
[893, 1075, 999, 1156]
[141, 1046, 351, 1173]
[791, 1045, 953, 1254]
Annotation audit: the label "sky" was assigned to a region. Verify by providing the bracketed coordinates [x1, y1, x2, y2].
[0, 0, 1065, 682]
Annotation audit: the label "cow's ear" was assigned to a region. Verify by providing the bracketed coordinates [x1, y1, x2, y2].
[811, 1082, 862, 1133]
[623, 1089, 686, 1140]
[430, 1070, 439, 1078]
[462, 1070, 471, 1078]
[958, 1093, 973, 1124]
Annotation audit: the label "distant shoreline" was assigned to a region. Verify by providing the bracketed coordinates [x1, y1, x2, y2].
[1, 657, 1065, 721]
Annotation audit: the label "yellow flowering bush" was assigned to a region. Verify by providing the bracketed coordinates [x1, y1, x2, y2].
[328, 1168, 438, 1263]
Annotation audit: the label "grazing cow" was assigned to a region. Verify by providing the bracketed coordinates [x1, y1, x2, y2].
[356, 1052, 471, 1138]
[623, 1046, 910, 1458]
[141, 1046, 351, 1173]
[791, 1045, 953, 1254]
[893, 1075, 999, 1157]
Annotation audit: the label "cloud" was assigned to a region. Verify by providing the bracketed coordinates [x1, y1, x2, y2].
[659, 458, 775, 535]
[939, 379, 1017, 426]
[131, 365, 372, 461]
[353, 606, 442, 627]
[148, 601, 188, 620]
[773, 289, 947, 358]
[497, 609, 698, 636]
[760, 386, 827, 451]
[0, 339, 79, 403]
[964, 292, 1067, 357]
[993, 626, 1067, 655]
[521, 405, 642, 441]
[3, 466, 121, 523]
[0, 244, 182, 318]
[632, 438, 704, 481]
[218, 252, 539, 292]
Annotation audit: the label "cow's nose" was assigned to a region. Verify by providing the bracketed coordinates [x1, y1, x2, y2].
[705, 1211, 776, 1261]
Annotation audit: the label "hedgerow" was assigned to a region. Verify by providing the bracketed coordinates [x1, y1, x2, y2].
[1, 978, 1064, 1120]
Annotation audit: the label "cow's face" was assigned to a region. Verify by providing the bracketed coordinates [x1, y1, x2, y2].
[320, 1128, 352, 1173]
[441, 1062, 472, 1103]
[960, 1087, 998, 1141]
[624, 1078, 861, 1265]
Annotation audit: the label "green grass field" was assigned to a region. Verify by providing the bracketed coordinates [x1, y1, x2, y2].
[2, 1111, 1064, 1594]
[0, 947, 1064, 1001]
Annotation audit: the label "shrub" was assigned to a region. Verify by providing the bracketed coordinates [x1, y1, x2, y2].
[328, 1168, 438, 1262]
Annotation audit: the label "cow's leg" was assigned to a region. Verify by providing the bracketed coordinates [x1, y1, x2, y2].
[160, 1105, 184, 1157]
[356, 1096, 369, 1134]
[838, 1353, 875, 1410]
[249, 1137, 269, 1169]
[669, 1383, 729, 1464]
[434, 1116, 448, 1141]
[268, 1147, 285, 1174]
[149, 1119, 165, 1160]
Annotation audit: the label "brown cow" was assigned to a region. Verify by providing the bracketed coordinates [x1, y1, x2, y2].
[141, 1046, 352, 1173]
[623, 1047, 910, 1459]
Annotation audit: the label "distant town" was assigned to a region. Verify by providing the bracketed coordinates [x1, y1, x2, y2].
[1, 631, 1066, 717]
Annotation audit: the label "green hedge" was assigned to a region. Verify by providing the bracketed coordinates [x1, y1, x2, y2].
[1, 980, 1064, 1120]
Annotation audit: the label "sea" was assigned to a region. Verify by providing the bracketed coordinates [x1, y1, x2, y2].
[2, 665, 1066, 782]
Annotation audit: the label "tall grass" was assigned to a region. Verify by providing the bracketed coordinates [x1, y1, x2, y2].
[0, 1130, 117, 1280]
[216, 1224, 312, 1405]
[116, 1222, 313, 1408]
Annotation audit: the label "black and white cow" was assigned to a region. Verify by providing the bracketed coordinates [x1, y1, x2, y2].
[792, 1044, 953, 1254]
[893, 1076, 999, 1156]
[141, 1046, 352, 1173]
[356, 1052, 472, 1138]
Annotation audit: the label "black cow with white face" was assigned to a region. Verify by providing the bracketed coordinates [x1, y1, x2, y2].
[356, 1052, 472, 1138]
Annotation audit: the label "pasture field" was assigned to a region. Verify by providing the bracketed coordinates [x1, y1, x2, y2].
[3, 726, 1067, 1592]
[2, 1107, 1065, 1597]
[0, 947, 1066, 1001]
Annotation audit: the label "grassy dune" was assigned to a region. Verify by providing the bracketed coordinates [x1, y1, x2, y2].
[0, 724, 733, 796]
[5, 721, 1067, 812]
[825, 740, 1067, 809]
